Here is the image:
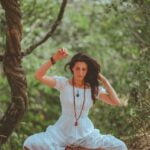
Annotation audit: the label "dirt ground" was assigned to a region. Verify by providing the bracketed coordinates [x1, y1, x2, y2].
[125, 134, 150, 150]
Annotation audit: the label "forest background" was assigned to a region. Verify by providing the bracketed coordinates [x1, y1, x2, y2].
[0, 0, 149, 149]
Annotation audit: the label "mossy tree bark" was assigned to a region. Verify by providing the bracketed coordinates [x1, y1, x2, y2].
[0, 0, 68, 146]
[0, 0, 28, 145]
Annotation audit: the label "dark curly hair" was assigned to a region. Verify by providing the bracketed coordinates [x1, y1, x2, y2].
[64, 52, 101, 103]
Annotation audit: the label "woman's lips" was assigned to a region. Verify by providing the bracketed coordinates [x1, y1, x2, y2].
[78, 75, 83, 78]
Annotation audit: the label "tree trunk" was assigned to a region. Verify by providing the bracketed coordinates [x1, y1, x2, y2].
[0, 0, 28, 145]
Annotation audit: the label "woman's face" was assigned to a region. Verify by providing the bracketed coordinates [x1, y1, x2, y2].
[72, 61, 88, 81]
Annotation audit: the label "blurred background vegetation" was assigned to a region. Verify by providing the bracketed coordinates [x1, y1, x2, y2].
[0, 0, 149, 149]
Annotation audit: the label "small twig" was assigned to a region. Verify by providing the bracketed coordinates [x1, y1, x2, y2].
[132, 31, 150, 47]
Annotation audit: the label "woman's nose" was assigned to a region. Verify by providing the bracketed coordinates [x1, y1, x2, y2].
[79, 70, 84, 75]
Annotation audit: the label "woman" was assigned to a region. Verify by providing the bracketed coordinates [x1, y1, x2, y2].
[23, 48, 128, 150]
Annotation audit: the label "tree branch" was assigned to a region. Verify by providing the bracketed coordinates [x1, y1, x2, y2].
[23, 0, 68, 56]
[132, 31, 150, 47]
[0, 0, 68, 61]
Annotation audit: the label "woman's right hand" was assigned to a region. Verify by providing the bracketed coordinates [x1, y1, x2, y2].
[52, 48, 69, 62]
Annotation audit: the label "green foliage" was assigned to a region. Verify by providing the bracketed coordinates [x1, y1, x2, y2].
[0, 0, 149, 149]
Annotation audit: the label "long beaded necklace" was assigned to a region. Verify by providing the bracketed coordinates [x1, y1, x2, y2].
[72, 77, 86, 126]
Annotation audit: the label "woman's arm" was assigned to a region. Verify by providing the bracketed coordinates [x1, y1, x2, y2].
[35, 48, 69, 88]
[98, 73, 125, 106]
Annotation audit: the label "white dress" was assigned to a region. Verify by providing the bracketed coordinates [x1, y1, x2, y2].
[23, 76, 127, 150]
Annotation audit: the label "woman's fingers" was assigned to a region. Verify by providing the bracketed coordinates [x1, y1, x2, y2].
[54, 48, 69, 61]
[58, 48, 67, 54]
[62, 48, 69, 55]
[59, 48, 69, 56]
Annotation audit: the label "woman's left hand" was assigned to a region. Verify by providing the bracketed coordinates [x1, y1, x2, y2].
[98, 73, 107, 84]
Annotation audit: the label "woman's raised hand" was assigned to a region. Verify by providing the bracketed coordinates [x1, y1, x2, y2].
[98, 73, 107, 84]
[53, 48, 69, 62]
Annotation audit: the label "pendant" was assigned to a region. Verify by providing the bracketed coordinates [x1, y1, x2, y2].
[74, 121, 78, 126]
[76, 90, 79, 97]
[76, 93, 79, 97]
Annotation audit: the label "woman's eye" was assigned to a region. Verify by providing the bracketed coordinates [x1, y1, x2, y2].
[75, 67, 87, 71]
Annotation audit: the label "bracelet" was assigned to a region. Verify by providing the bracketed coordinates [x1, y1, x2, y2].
[50, 56, 56, 64]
